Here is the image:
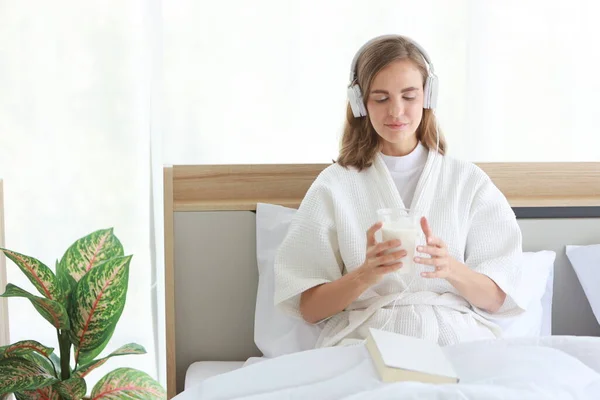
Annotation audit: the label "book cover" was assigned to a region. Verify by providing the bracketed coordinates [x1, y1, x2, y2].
[366, 328, 459, 384]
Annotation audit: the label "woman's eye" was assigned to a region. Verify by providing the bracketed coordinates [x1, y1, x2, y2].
[404, 97, 416, 101]
[374, 98, 388, 103]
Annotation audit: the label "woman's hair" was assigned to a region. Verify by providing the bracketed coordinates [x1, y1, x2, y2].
[337, 36, 447, 170]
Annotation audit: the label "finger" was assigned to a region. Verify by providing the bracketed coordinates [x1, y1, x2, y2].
[414, 256, 442, 266]
[425, 236, 445, 248]
[373, 239, 401, 255]
[420, 271, 442, 279]
[366, 222, 383, 247]
[375, 250, 407, 266]
[368, 239, 399, 258]
[416, 245, 444, 257]
[420, 216, 434, 242]
[377, 262, 403, 275]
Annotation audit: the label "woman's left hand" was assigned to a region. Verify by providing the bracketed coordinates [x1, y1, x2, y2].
[414, 216, 466, 279]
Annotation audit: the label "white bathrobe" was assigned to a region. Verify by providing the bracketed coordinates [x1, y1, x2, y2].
[273, 148, 526, 348]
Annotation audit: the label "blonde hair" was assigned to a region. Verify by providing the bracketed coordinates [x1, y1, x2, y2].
[337, 36, 447, 171]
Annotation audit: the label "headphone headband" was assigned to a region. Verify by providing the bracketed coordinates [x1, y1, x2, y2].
[348, 34, 435, 83]
[347, 34, 438, 115]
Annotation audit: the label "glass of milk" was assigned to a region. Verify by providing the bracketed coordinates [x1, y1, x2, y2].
[376, 208, 420, 275]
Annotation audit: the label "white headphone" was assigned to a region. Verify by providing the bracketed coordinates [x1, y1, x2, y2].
[347, 34, 439, 118]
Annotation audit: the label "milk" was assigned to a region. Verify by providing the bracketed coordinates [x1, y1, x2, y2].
[380, 223, 419, 275]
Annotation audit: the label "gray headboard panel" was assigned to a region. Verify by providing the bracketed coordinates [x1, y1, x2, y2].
[172, 211, 600, 393]
[173, 212, 261, 393]
[518, 218, 599, 336]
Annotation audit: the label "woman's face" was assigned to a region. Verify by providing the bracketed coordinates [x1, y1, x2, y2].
[366, 59, 424, 156]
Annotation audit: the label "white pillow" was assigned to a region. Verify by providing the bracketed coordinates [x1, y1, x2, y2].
[254, 203, 556, 357]
[540, 257, 555, 336]
[489, 250, 556, 338]
[254, 203, 321, 358]
[566, 244, 600, 325]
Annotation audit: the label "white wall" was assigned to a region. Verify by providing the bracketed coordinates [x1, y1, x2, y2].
[161, 0, 467, 164]
[161, 0, 600, 165]
[465, 1, 600, 162]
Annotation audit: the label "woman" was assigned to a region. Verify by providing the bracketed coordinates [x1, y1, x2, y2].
[273, 35, 525, 348]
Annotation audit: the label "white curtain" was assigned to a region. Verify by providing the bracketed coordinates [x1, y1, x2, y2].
[2, 0, 599, 393]
[0, 0, 159, 389]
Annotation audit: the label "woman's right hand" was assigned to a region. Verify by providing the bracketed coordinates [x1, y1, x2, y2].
[299, 222, 406, 324]
[354, 222, 406, 287]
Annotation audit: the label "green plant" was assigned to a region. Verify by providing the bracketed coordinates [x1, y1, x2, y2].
[0, 228, 166, 399]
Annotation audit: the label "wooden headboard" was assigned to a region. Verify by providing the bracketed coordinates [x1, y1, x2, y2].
[163, 162, 600, 398]
[0, 179, 9, 347]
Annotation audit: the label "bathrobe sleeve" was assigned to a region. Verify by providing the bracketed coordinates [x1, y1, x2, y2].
[273, 180, 345, 321]
[464, 173, 527, 318]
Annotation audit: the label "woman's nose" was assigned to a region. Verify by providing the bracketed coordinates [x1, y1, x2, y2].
[388, 100, 403, 117]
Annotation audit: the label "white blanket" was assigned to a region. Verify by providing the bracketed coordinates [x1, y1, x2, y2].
[274, 149, 527, 347]
[174, 336, 600, 400]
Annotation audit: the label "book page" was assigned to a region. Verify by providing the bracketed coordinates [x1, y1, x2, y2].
[370, 328, 457, 378]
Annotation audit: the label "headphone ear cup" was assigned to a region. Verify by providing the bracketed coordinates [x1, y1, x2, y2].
[423, 76, 432, 109]
[423, 74, 438, 110]
[347, 84, 367, 117]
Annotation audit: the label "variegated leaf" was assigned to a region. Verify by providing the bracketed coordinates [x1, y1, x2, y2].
[1, 284, 70, 330]
[55, 377, 86, 400]
[19, 352, 58, 379]
[74, 343, 146, 379]
[0, 248, 62, 301]
[12, 354, 61, 398]
[0, 357, 58, 395]
[76, 323, 116, 368]
[48, 353, 61, 378]
[58, 228, 124, 284]
[56, 259, 76, 305]
[70, 256, 131, 365]
[14, 385, 61, 400]
[90, 368, 166, 399]
[0, 341, 54, 359]
[0, 344, 57, 378]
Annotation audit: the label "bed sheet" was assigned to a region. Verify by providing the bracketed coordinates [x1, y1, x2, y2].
[184, 361, 246, 389]
[184, 357, 270, 389]
[175, 336, 600, 400]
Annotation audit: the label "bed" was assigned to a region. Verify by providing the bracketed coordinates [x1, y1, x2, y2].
[163, 162, 600, 399]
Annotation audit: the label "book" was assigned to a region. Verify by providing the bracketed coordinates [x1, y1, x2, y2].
[365, 327, 459, 384]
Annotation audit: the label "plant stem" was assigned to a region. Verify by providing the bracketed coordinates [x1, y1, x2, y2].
[58, 330, 71, 380]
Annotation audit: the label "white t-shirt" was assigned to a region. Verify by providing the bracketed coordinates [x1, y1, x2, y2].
[379, 142, 428, 207]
